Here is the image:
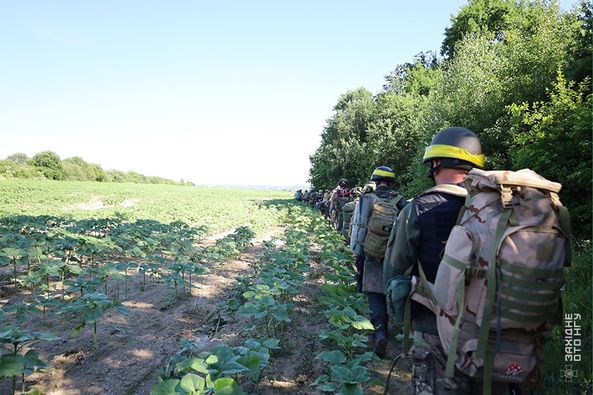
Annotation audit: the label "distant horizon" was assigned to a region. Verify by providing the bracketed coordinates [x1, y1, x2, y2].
[1, 148, 311, 189]
[199, 183, 307, 190]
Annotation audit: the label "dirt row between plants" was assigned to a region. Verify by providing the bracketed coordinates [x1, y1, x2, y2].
[4, 225, 413, 394]
[1, 228, 277, 395]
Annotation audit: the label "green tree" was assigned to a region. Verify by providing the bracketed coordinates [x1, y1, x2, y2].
[499, 1, 574, 104]
[31, 151, 64, 180]
[441, 0, 518, 58]
[87, 163, 106, 182]
[5, 153, 29, 165]
[507, 74, 592, 238]
[308, 88, 375, 188]
[61, 161, 87, 181]
[62, 157, 106, 182]
[0, 160, 39, 179]
[565, 0, 593, 86]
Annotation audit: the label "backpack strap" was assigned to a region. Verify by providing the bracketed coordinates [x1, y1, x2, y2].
[417, 261, 438, 308]
[394, 194, 406, 210]
[444, 268, 467, 379]
[476, 207, 513, 395]
[400, 261, 420, 353]
[402, 261, 438, 353]
[555, 203, 572, 267]
[403, 286, 413, 353]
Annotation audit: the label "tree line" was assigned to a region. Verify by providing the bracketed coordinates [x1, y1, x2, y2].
[0, 151, 194, 186]
[308, 0, 591, 239]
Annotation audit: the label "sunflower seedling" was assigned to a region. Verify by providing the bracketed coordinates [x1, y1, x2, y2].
[59, 292, 128, 355]
[0, 326, 58, 395]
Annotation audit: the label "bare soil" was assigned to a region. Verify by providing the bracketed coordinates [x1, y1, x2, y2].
[1, 227, 413, 394]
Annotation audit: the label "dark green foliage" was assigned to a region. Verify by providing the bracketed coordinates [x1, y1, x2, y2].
[309, 88, 375, 189]
[565, 0, 593, 86]
[308, 0, 591, 239]
[506, 74, 592, 238]
[0, 326, 58, 394]
[441, 0, 517, 58]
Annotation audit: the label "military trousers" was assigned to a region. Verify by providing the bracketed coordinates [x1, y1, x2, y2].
[411, 332, 535, 395]
[355, 254, 364, 293]
[368, 292, 388, 336]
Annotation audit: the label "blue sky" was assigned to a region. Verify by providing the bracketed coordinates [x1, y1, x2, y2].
[0, 1, 578, 186]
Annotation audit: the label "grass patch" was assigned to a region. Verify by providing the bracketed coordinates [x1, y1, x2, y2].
[540, 240, 592, 394]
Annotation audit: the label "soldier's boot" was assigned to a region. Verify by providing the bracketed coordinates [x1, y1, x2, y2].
[370, 319, 388, 358]
[373, 327, 387, 358]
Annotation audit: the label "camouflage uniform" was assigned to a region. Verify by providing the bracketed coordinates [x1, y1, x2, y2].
[329, 186, 343, 228]
[384, 184, 468, 393]
[351, 184, 406, 357]
[384, 183, 535, 394]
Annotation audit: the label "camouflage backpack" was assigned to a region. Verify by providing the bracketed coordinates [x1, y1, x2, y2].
[363, 193, 405, 259]
[341, 201, 357, 237]
[410, 169, 571, 394]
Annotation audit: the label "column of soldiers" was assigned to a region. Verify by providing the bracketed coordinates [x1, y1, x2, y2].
[294, 179, 355, 226]
[299, 126, 561, 394]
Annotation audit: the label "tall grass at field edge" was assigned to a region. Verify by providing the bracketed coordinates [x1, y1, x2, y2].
[540, 240, 592, 394]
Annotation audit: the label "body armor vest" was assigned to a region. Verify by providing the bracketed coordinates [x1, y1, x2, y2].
[413, 192, 465, 283]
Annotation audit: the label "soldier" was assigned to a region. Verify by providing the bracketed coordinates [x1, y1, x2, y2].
[341, 186, 362, 242]
[350, 166, 406, 357]
[302, 189, 309, 203]
[336, 185, 351, 232]
[329, 179, 347, 229]
[321, 190, 331, 218]
[308, 189, 317, 206]
[383, 127, 484, 394]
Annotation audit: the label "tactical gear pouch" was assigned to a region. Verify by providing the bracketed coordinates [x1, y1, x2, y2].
[363, 229, 389, 259]
[368, 202, 396, 236]
[362, 256, 385, 294]
[386, 274, 411, 324]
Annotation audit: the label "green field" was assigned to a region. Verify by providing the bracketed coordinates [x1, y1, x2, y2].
[0, 179, 292, 235]
[0, 179, 302, 394]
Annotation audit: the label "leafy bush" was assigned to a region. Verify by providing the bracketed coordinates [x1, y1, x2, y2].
[540, 241, 592, 394]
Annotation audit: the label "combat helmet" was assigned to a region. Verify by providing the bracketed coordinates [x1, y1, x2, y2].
[423, 127, 484, 172]
[370, 166, 395, 184]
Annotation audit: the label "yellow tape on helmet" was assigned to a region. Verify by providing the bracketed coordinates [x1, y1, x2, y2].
[423, 144, 485, 168]
[372, 169, 395, 178]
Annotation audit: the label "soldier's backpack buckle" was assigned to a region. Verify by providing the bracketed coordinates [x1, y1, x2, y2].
[500, 185, 514, 208]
